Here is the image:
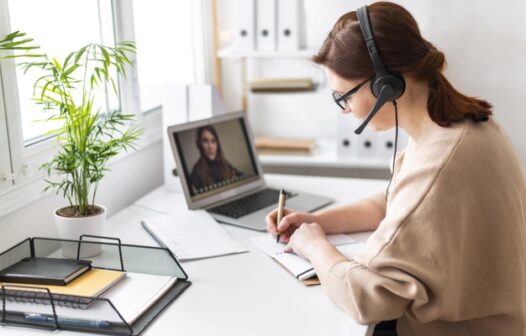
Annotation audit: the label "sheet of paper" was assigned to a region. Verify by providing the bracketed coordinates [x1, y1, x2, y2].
[251, 234, 366, 280]
[142, 210, 248, 261]
[102, 272, 176, 324]
[2, 272, 176, 325]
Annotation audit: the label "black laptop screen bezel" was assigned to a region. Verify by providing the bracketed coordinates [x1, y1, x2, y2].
[167, 112, 267, 210]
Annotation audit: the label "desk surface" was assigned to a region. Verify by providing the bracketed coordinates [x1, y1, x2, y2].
[2, 174, 387, 336]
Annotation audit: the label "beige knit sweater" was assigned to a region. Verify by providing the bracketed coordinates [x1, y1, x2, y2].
[324, 118, 526, 335]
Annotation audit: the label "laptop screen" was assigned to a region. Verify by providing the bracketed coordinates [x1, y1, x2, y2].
[172, 116, 260, 202]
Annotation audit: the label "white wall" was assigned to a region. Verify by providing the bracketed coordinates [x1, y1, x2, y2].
[0, 141, 163, 251]
[217, 0, 526, 172]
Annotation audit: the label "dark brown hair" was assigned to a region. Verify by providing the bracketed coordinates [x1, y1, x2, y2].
[313, 1, 492, 126]
[193, 126, 236, 186]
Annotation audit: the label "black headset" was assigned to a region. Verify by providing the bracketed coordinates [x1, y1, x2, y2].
[354, 5, 406, 134]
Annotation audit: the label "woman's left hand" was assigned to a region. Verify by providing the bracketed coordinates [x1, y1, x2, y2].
[285, 222, 329, 259]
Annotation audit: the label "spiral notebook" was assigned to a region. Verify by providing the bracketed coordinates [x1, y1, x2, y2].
[251, 234, 366, 285]
[2, 272, 176, 325]
[1, 269, 126, 308]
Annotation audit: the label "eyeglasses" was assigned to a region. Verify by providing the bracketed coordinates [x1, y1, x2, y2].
[332, 77, 372, 110]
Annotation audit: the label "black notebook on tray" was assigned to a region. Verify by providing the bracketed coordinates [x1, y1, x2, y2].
[0, 257, 91, 286]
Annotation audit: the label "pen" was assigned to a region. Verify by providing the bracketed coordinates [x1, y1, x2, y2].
[24, 313, 111, 329]
[276, 189, 286, 243]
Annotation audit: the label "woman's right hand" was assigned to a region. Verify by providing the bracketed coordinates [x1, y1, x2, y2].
[265, 208, 319, 243]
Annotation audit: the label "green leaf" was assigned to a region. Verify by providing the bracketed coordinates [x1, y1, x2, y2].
[100, 47, 110, 65]
[62, 63, 79, 77]
[3, 53, 44, 58]
[74, 44, 89, 64]
[51, 57, 62, 71]
[2, 31, 140, 207]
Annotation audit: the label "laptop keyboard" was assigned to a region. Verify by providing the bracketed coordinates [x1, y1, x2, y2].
[209, 189, 294, 219]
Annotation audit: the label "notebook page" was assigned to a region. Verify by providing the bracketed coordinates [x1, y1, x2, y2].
[251, 234, 366, 280]
[274, 252, 313, 278]
[102, 272, 176, 324]
[250, 235, 313, 278]
[142, 210, 248, 261]
[336, 242, 367, 260]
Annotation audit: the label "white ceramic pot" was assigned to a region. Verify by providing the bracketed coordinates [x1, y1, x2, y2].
[54, 205, 106, 258]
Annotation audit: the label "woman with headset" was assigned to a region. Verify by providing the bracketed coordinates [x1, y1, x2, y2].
[266, 2, 526, 335]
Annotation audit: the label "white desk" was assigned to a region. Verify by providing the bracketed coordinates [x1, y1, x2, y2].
[2, 174, 387, 336]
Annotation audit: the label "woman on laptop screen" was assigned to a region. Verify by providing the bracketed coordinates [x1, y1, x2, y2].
[189, 125, 243, 194]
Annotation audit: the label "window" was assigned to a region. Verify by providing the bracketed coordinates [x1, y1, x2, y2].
[0, 0, 202, 215]
[0, 86, 11, 192]
[0, 0, 128, 193]
[6, 0, 117, 145]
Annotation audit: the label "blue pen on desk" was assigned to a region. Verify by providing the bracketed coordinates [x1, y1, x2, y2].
[24, 313, 111, 329]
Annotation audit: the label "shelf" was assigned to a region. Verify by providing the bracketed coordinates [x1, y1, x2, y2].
[217, 47, 318, 59]
[258, 139, 391, 170]
[248, 89, 319, 95]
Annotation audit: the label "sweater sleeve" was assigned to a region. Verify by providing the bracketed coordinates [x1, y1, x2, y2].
[366, 190, 386, 210]
[319, 147, 438, 324]
[323, 259, 426, 324]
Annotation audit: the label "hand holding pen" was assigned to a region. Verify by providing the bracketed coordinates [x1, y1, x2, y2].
[265, 191, 320, 243]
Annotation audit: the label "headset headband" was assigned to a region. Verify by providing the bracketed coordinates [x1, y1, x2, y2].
[356, 6, 388, 77]
[353, 5, 405, 135]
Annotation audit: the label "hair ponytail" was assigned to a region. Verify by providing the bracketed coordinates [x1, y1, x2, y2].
[313, 1, 493, 126]
[428, 72, 492, 127]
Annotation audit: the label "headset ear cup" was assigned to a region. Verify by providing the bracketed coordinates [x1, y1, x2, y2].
[392, 72, 406, 98]
[371, 73, 405, 100]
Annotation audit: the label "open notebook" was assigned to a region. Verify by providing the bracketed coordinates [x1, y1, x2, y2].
[141, 210, 248, 261]
[251, 234, 366, 285]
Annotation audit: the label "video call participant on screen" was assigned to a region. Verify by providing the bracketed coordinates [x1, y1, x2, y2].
[266, 2, 526, 336]
[189, 125, 243, 194]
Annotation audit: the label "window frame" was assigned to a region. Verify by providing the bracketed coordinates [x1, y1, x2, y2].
[0, 0, 163, 218]
[0, 63, 13, 192]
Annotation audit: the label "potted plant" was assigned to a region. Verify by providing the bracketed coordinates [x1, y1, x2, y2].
[0, 31, 141, 257]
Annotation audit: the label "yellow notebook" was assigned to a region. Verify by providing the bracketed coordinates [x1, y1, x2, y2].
[2, 268, 126, 308]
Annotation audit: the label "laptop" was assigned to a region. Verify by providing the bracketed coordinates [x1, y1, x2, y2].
[167, 112, 333, 231]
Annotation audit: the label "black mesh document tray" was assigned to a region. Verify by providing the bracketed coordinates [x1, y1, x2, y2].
[0, 235, 191, 335]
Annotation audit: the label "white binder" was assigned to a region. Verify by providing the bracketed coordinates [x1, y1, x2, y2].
[377, 128, 396, 159]
[277, 0, 300, 51]
[256, 0, 277, 52]
[337, 113, 357, 158]
[352, 118, 378, 158]
[234, 0, 256, 52]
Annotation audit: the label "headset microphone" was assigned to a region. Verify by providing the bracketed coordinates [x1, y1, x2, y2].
[354, 85, 395, 135]
[354, 5, 405, 135]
